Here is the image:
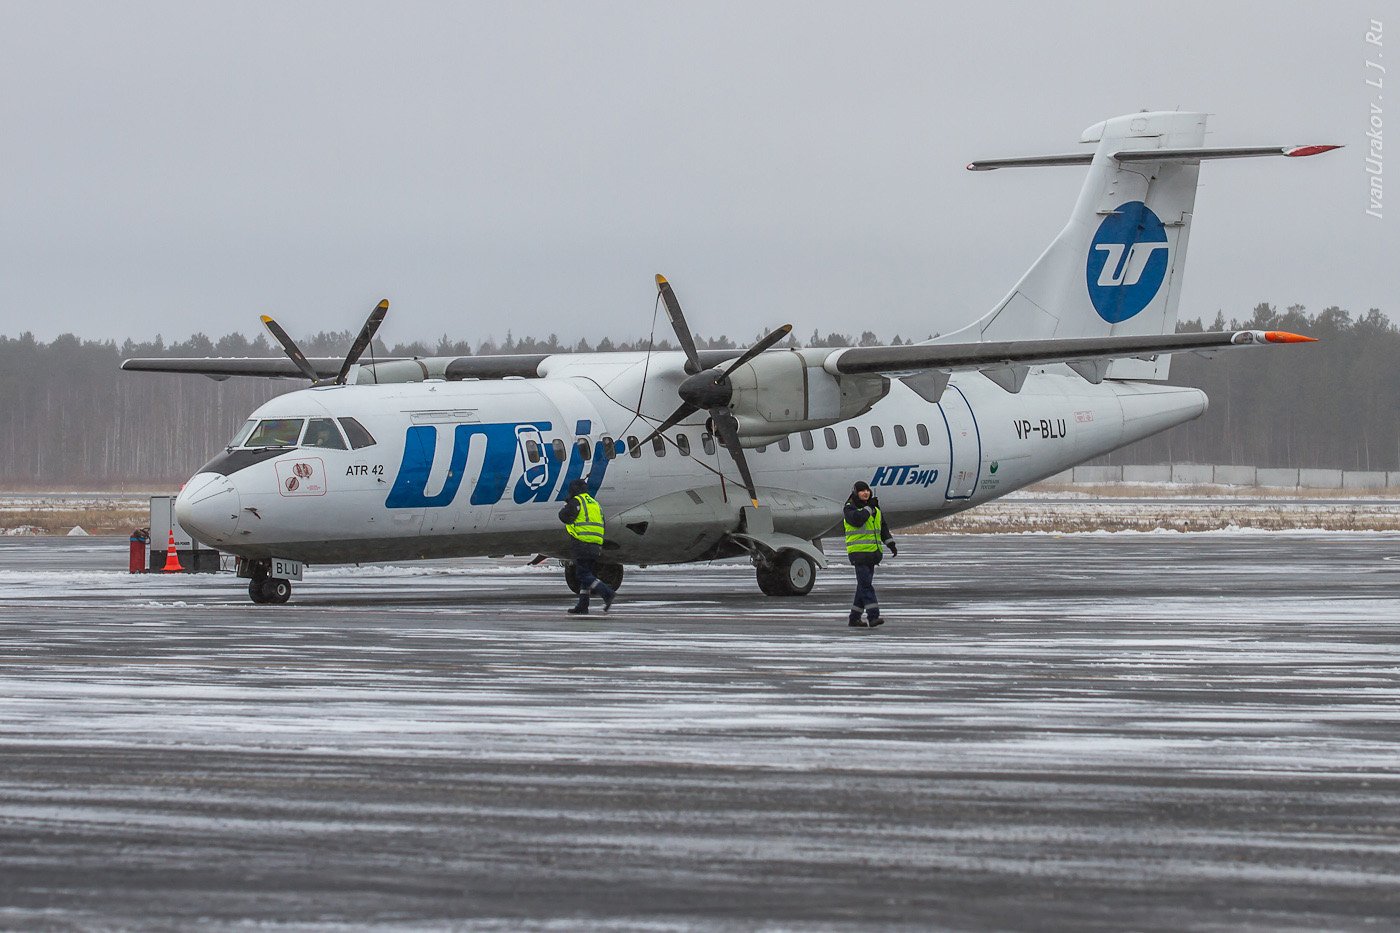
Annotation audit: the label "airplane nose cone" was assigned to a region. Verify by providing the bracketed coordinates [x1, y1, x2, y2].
[174, 472, 240, 546]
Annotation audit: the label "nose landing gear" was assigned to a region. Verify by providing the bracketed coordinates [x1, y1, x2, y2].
[239, 558, 293, 604]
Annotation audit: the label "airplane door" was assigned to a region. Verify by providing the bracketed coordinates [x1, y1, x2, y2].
[939, 385, 981, 500]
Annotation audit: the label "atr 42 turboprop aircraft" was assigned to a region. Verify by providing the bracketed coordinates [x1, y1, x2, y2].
[125, 112, 1337, 604]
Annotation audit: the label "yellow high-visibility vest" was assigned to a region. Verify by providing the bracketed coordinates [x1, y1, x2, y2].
[567, 493, 605, 545]
[843, 506, 882, 553]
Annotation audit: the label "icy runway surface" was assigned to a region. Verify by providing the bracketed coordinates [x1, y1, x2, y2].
[1, 535, 1398, 930]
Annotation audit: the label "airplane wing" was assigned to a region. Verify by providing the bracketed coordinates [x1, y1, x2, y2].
[120, 357, 366, 380]
[823, 329, 1313, 395]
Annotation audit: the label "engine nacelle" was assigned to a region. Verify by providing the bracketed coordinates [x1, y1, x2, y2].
[726, 349, 889, 445]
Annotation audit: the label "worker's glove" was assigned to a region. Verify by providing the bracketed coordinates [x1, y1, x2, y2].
[887, 542, 898, 558]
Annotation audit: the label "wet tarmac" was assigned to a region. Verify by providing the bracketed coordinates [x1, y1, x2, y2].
[1, 532, 1399, 930]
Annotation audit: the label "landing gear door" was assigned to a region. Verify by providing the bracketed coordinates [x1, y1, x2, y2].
[939, 385, 981, 500]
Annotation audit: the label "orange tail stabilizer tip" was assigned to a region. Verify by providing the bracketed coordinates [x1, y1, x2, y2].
[1265, 331, 1318, 343]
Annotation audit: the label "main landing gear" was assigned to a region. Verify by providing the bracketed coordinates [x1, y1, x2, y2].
[755, 549, 816, 597]
[564, 562, 625, 594]
[240, 558, 292, 604]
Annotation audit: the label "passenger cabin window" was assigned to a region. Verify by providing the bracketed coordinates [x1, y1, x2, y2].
[525, 440, 542, 463]
[601, 435, 617, 460]
[701, 432, 716, 455]
[677, 434, 691, 457]
[246, 418, 304, 448]
[577, 438, 592, 461]
[338, 417, 377, 449]
[824, 427, 838, 449]
[894, 425, 908, 447]
[303, 418, 347, 449]
[847, 426, 861, 449]
[778, 437, 790, 452]
[916, 423, 930, 445]
[627, 435, 642, 459]
[870, 426, 884, 448]
[652, 436, 666, 457]
[801, 431, 814, 451]
[552, 439, 567, 463]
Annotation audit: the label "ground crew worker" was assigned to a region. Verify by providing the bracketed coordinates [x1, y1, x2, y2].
[843, 480, 896, 627]
[558, 477, 616, 615]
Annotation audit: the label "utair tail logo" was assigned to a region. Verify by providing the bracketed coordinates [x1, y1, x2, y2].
[1085, 201, 1169, 323]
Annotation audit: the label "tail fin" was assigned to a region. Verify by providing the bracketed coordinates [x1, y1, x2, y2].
[953, 112, 1339, 379]
[960, 111, 1208, 378]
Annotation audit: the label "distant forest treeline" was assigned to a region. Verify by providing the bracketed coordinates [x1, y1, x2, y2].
[0, 303, 1393, 486]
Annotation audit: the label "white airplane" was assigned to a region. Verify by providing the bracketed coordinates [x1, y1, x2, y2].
[126, 111, 1337, 604]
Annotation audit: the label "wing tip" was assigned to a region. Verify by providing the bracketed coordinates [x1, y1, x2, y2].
[1284, 144, 1342, 158]
[1264, 331, 1318, 343]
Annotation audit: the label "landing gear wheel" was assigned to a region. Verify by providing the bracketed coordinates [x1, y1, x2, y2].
[565, 562, 624, 594]
[597, 563, 624, 591]
[249, 576, 270, 604]
[756, 550, 816, 597]
[775, 550, 816, 596]
[258, 577, 292, 604]
[755, 564, 783, 596]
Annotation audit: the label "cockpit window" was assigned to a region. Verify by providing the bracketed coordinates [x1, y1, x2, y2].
[245, 418, 305, 448]
[228, 420, 257, 448]
[338, 417, 377, 449]
[303, 418, 347, 450]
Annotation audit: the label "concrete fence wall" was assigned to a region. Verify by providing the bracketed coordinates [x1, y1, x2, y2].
[1040, 465, 1400, 490]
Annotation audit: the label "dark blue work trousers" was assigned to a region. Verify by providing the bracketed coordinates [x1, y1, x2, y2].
[572, 541, 614, 609]
[851, 563, 879, 619]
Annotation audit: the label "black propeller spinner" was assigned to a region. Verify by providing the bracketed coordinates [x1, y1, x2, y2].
[260, 299, 390, 387]
[641, 275, 792, 507]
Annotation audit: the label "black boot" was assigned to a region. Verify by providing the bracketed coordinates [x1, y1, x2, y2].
[848, 611, 868, 627]
[567, 598, 589, 616]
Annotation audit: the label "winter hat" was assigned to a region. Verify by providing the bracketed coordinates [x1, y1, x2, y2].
[852, 480, 872, 494]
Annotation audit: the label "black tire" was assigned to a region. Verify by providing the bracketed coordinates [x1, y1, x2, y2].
[773, 550, 816, 597]
[248, 577, 270, 604]
[755, 564, 783, 596]
[260, 577, 292, 604]
[565, 562, 624, 594]
[597, 563, 624, 591]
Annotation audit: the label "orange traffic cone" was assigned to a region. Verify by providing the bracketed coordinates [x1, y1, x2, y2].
[161, 526, 184, 573]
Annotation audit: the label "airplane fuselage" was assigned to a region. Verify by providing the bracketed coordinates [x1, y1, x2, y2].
[176, 362, 1206, 568]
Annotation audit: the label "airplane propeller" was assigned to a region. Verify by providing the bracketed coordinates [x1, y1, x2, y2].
[260, 299, 390, 386]
[642, 275, 792, 506]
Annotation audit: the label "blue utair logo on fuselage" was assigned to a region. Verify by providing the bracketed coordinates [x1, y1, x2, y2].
[384, 421, 615, 510]
[1085, 200, 1170, 323]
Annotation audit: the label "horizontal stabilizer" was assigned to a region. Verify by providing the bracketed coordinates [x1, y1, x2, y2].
[968, 144, 1340, 171]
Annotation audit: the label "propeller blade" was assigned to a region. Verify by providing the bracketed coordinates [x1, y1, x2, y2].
[638, 401, 700, 447]
[336, 299, 390, 385]
[711, 409, 760, 506]
[655, 274, 702, 375]
[719, 323, 793, 379]
[259, 314, 320, 382]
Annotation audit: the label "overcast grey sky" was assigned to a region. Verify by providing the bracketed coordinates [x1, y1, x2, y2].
[0, 1, 1391, 346]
